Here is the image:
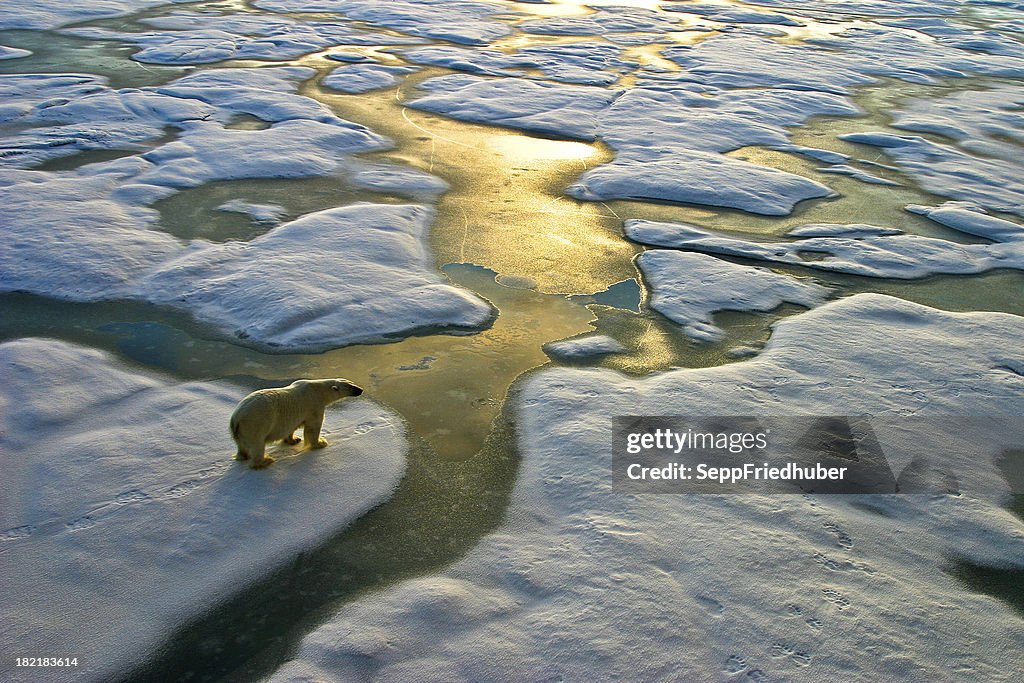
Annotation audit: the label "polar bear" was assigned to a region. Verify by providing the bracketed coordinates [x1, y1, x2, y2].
[230, 378, 363, 469]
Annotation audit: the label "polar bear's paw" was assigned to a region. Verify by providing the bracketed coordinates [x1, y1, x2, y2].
[235, 450, 249, 461]
[312, 438, 329, 449]
[282, 434, 301, 445]
[251, 456, 276, 469]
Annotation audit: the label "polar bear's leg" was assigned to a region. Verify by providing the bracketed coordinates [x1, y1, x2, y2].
[249, 442, 275, 469]
[304, 412, 328, 449]
[282, 431, 301, 445]
[235, 449, 249, 461]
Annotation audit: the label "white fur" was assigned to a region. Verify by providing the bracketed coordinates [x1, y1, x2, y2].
[230, 379, 362, 469]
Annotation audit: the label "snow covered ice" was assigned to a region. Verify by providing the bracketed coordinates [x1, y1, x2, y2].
[271, 295, 1024, 683]
[637, 250, 831, 342]
[624, 205, 1024, 279]
[0, 338, 407, 683]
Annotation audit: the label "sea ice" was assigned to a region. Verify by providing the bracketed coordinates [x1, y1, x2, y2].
[135, 204, 494, 351]
[662, 3, 803, 26]
[0, 46, 31, 60]
[216, 199, 288, 224]
[886, 84, 1024, 161]
[409, 77, 852, 214]
[544, 334, 626, 360]
[518, 6, 684, 36]
[816, 164, 900, 186]
[65, 14, 423, 65]
[0, 338, 408, 683]
[663, 29, 1024, 94]
[567, 149, 833, 215]
[400, 42, 636, 86]
[322, 64, 417, 94]
[638, 250, 831, 341]
[0, 168, 180, 299]
[1, 68, 486, 351]
[0, 0, 173, 30]
[624, 215, 1024, 280]
[840, 132, 1024, 217]
[742, 0, 960, 18]
[255, 0, 515, 46]
[408, 75, 618, 141]
[270, 294, 1024, 682]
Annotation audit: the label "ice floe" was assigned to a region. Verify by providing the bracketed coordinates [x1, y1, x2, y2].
[624, 210, 1024, 280]
[400, 42, 636, 86]
[887, 84, 1024, 161]
[662, 2, 803, 26]
[840, 131, 1024, 217]
[408, 75, 618, 141]
[137, 203, 494, 350]
[1, 176, 492, 348]
[567, 148, 833, 215]
[905, 201, 1024, 241]
[816, 164, 900, 186]
[0, 0, 173, 30]
[637, 250, 831, 341]
[879, 17, 1024, 58]
[0, 46, 31, 60]
[0, 338, 407, 683]
[322, 64, 417, 94]
[544, 334, 626, 360]
[663, 29, 1024, 94]
[270, 294, 1024, 682]
[0, 168, 179, 299]
[255, 0, 515, 46]
[216, 199, 288, 224]
[742, 0, 960, 19]
[64, 13, 426, 65]
[518, 6, 684, 36]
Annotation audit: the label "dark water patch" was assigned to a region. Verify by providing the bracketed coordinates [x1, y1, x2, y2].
[569, 277, 642, 313]
[30, 125, 180, 172]
[223, 113, 273, 130]
[152, 175, 409, 242]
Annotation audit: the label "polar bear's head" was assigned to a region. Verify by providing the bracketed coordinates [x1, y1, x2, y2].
[300, 378, 364, 403]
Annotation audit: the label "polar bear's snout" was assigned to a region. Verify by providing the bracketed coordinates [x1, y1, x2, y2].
[230, 377, 365, 469]
[328, 379, 363, 398]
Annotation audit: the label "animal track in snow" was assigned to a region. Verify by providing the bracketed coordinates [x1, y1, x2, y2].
[725, 654, 747, 673]
[813, 552, 876, 574]
[822, 588, 851, 610]
[791, 651, 813, 667]
[115, 489, 151, 505]
[6, 465, 230, 543]
[66, 516, 96, 532]
[0, 525, 36, 542]
[823, 522, 853, 549]
[695, 594, 725, 615]
[770, 641, 814, 667]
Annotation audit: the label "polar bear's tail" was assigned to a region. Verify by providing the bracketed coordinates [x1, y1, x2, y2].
[230, 417, 248, 460]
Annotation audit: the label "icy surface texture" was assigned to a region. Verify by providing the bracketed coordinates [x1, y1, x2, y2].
[270, 295, 1024, 682]
[0, 338, 407, 683]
